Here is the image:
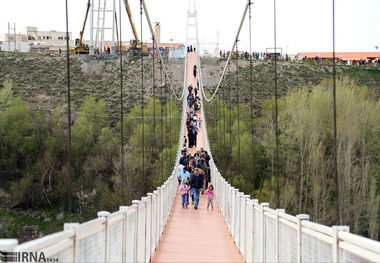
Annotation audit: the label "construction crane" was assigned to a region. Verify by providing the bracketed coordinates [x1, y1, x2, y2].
[123, 0, 148, 56]
[71, 0, 91, 54]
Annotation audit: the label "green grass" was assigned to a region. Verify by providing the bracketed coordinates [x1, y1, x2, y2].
[0, 206, 85, 239]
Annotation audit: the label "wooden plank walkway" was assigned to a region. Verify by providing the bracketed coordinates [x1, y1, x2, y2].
[151, 52, 243, 263]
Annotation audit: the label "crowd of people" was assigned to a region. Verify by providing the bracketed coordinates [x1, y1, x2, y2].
[177, 71, 213, 211]
[178, 148, 213, 210]
[186, 84, 202, 149]
[218, 50, 380, 67]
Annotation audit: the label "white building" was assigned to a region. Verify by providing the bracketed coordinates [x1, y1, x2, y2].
[0, 26, 74, 53]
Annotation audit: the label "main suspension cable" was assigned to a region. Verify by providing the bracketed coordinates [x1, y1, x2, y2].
[200, 0, 250, 103]
[141, 0, 185, 101]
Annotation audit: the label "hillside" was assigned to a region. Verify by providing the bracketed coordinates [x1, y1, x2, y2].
[201, 59, 380, 112]
[0, 52, 184, 123]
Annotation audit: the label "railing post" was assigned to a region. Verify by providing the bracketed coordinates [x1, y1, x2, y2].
[132, 200, 140, 263]
[153, 190, 159, 248]
[296, 214, 310, 263]
[275, 209, 285, 263]
[147, 193, 154, 260]
[332, 225, 349, 262]
[141, 196, 148, 263]
[251, 199, 259, 262]
[63, 223, 79, 262]
[97, 211, 111, 263]
[231, 188, 236, 239]
[243, 194, 250, 260]
[261, 202, 269, 263]
[156, 187, 162, 238]
[119, 206, 128, 263]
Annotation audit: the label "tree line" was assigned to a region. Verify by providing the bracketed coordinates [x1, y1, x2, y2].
[0, 79, 180, 236]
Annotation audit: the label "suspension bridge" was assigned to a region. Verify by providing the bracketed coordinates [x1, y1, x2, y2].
[1, 0, 380, 262]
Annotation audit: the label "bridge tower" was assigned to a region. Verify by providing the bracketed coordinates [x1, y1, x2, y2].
[186, 0, 200, 54]
[89, 0, 117, 54]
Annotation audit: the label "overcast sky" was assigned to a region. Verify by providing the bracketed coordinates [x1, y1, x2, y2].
[1, 0, 379, 54]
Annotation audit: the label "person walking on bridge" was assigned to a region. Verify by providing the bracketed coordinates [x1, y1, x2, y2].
[179, 179, 190, 209]
[190, 168, 203, 209]
[193, 65, 197, 78]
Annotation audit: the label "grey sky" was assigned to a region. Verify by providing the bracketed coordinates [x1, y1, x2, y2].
[1, 0, 379, 54]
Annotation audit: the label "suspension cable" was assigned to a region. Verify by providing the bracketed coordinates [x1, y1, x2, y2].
[141, 0, 185, 101]
[332, 0, 340, 225]
[228, 62, 232, 155]
[249, 0, 254, 161]
[140, 0, 145, 193]
[236, 41, 241, 168]
[217, 86, 221, 156]
[274, 0, 280, 208]
[199, 0, 250, 103]
[165, 74, 168, 172]
[152, 35, 156, 150]
[118, 0, 125, 205]
[222, 81, 226, 151]
[160, 60, 164, 183]
[64, 0, 72, 220]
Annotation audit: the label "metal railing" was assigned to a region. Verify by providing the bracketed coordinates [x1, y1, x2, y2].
[198, 60, 380, 263]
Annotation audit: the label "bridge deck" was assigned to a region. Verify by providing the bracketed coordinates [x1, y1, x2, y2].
[151, 52, 243, 263]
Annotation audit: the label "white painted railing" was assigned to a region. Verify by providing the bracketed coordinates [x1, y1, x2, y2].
[198, 54, 380, 263]
[0, 173, 178, 262]
[0, 57, 189, 263]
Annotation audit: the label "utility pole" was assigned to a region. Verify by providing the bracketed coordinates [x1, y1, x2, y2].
[14, 23, 16, 51]
[8, 22, 10, 51]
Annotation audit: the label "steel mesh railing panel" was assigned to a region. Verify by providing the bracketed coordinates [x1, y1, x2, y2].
[151, 195, 157, 253]
[234, 195, 240, 245]
[265, 215, 276, 262]
[240, 198, 246, 255]
[145, 200, 152, 263]
[279, 221, 297, 262]
[126, 210, 137, 262]
[253, 207, 262, 262]
[53, 246, 74, 262]
[108, 220, 123, 262]
[301, 232, 332, 262]
[245, 202, 254, 262]
[78, 229, 105, 262]
[137, 204, 146, 263]
[339, 248, 371, 262]
[226, 185, 231, 229]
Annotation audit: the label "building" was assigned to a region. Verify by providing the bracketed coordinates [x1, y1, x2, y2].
[0, 26, 74, 52]
[25, 27, 73, 51]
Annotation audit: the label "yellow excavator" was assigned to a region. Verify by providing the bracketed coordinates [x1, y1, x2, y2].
[123, 0, 148, 56]
[71, 0, 90, 54]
